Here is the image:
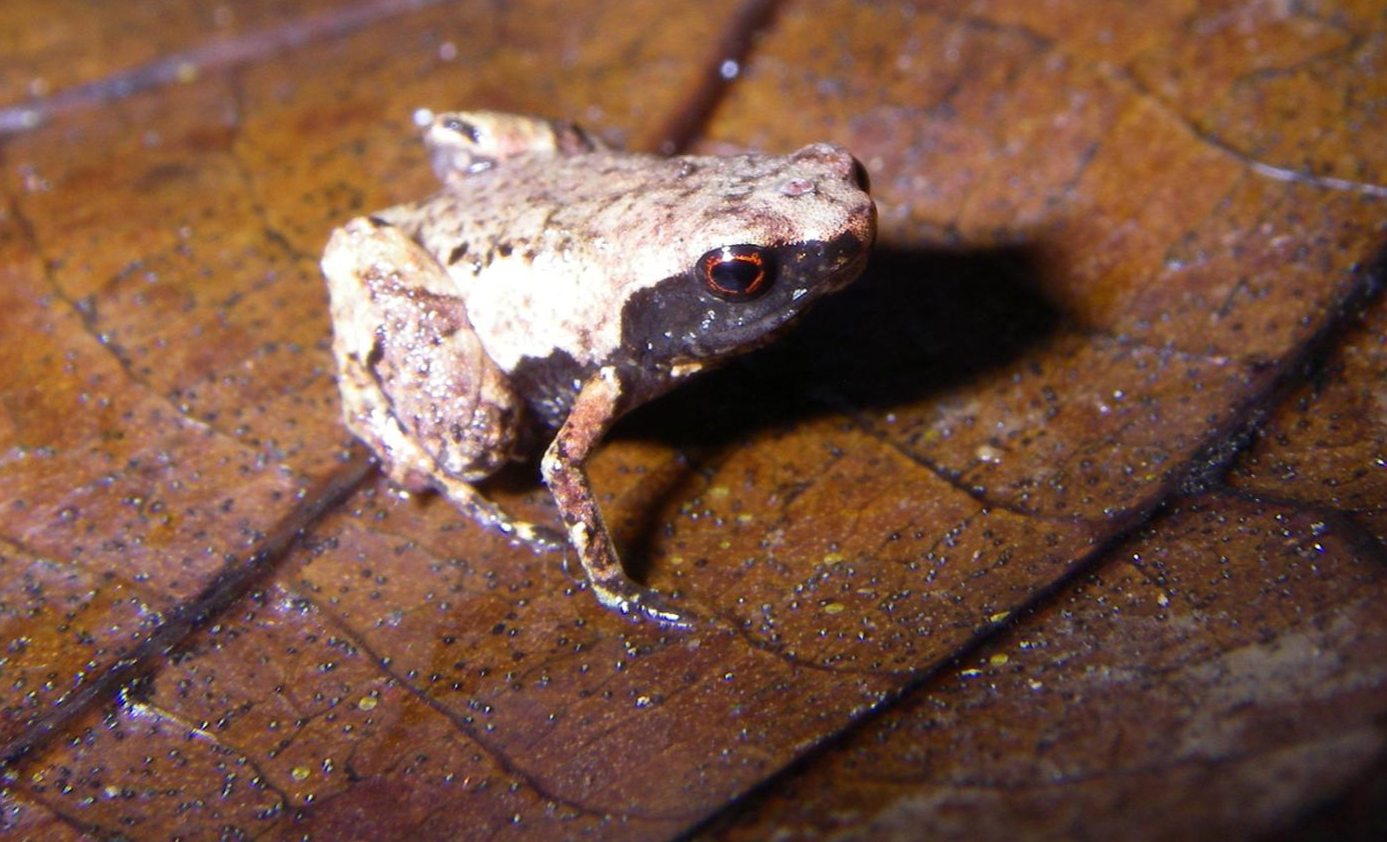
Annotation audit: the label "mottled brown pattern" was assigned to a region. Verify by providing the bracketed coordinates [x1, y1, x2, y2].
[325, 217, 523, 483]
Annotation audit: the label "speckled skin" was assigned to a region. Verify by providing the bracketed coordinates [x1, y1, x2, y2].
[322, 111, 876, 627]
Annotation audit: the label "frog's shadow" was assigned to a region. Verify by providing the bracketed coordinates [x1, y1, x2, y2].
[609, 243, 1065, 579]
[622, 243, 1062, 445]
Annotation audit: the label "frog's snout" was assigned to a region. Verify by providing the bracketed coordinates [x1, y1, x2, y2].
[789, 143, 872, 193]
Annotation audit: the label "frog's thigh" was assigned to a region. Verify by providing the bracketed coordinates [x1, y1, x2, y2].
[322, 218, 562, 552]
[541, 368, 695, 628]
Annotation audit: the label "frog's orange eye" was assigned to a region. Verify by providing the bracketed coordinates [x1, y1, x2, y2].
[697, 245, 773, 300]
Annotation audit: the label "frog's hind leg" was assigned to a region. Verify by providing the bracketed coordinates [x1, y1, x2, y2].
[323, 217, 563, 555]
[422, 110, 610, 186]
[428, 473, 566, 553]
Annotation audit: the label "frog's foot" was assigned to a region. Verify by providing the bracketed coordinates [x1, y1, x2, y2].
[497, 517, 566, 553]
[431, 473, 566, 553]
[589, 576, 699, 631]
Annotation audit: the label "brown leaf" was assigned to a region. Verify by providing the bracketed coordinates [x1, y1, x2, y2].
[2, 1, 1384, 840]
[707, 489, 1387, 841]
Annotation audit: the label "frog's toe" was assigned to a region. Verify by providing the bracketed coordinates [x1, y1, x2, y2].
[504, 520, 567, 553]
[591, 579, 699, 631]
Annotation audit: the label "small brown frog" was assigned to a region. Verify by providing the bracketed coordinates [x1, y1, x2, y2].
[322, 110, 876, 628]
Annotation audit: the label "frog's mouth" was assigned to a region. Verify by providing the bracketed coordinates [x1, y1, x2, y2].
[614, 225, 873, 410]
[686, 229, 874, 356]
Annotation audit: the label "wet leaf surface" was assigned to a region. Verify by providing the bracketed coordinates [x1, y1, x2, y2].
[2, 1, 1384, 839]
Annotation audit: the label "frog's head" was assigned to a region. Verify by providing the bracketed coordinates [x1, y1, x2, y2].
[618, 142, 876, 399]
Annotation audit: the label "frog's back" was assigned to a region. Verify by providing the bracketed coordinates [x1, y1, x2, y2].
[385, 152, 683, 281]
[367, 114, 873, 425]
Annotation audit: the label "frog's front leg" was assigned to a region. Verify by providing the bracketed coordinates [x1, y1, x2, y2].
[322, 217, 564, 553]
[541, 367, 697, 630]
